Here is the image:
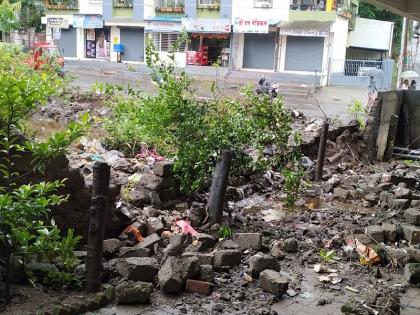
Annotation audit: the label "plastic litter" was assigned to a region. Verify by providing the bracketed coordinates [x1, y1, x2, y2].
[345, 286, 359, 293]
[122, 225, 143, 243]
[355, 239, 380, 265]
[240, 272, 253, 285]
[176, 219, 199, 237]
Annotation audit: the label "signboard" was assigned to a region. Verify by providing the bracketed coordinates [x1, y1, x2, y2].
[279, 29, 329, 37]
[181, 18, 231, 33]
[53, 28, 61, 40]
[47, 17, 69, 29]
[73, 15, 103, 29]
[232, 18, 269, 34]
[145, 20, 182, 32]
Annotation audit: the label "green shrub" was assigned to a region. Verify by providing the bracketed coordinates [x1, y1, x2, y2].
[104, 34, 303, 195]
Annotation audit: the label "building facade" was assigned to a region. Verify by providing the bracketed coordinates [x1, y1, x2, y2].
[41, 0, 395, 87]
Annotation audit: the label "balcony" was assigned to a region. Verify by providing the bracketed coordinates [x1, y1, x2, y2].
[155, 0, 185, 13]
[289, 0, 356, 22]
[113, 0, 133, 8]
[197, 0, 220, 10]
[46, 0, 78, 10]
[254, 0, 273, 8]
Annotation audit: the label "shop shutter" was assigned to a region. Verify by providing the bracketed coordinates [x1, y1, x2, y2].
[120, 27, 145, 62]
[285, 36, 324, 72]
[57, 26, 77, 58]
[243, 33, 276, 70]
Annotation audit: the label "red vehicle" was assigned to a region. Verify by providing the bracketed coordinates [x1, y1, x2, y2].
[25, 42, 65, 75]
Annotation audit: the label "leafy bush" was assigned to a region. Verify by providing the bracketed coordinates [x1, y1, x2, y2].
[0, 46, 86, 304]
[104, 34, 303, 195]
[347, 99, 366, 129]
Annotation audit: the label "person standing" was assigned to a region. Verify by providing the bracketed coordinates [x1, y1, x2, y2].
[410, 80, 417, 90]
[401, 79, 410, 90]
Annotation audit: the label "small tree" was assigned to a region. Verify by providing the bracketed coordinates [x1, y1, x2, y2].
[0, 0, 20, 41]
[0, 45, 87, 306]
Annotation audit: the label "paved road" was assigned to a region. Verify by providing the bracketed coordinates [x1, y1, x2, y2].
[65, 60, 368, 121]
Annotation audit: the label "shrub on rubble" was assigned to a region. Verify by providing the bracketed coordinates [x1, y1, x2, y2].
[104, 34, 304, 196]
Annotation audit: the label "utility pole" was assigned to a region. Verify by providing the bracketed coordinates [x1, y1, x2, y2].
[397, 17, 409, 88]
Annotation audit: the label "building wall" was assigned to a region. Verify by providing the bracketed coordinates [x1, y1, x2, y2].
[79, 0, 103, 15]
[348, 17, 394, 53]
[330, 16, 348, 62]
[231, 0, 288, 21]
[144, 0, 155, 19]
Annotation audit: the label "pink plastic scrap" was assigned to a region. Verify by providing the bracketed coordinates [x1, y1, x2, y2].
[135, 146, 165, 161]
[176, 219, 199, 237]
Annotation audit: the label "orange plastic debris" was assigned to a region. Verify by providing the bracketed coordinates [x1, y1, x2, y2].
[355, 239, 380, 265]
[122, 225, 144, 243]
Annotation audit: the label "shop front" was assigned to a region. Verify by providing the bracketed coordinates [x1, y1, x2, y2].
[232, 17, 275, 70]
[182, 18, 231, 67]
[45, 15, 77, 58]
[145, 19, 186, 67]
[73, 15, 110, 60]
[279, 21, 331, 73]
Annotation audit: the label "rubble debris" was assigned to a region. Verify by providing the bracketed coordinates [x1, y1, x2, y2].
[214, 250, 242, 267]
[232, 233, 262, 250]
[158, 257, 183, 294]
[356, 240, 380, 266]
[185, 279, 213, 295]
[249, 253, 280, 276]
[118, 257, 159, 282]
[116, 281, 152, 304]
[259, 270, 289, 297]
[404, 263, 420, 284]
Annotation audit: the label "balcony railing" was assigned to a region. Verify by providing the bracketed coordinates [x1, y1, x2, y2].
[197, 0, 220, 10]
[290, 3, 326, 11]
[46, 0, 78, 10]
[155, 0, 185, 13]
[254, 0, 273, 8]
[113, 0, 133, 8]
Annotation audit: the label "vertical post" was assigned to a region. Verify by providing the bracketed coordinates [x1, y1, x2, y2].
[86, 162, 110, 293]
[397, 17, 409, 88]
[315, 120, 329, 182]
[207, 150, 234, 226]
[384, 114, 399, 161]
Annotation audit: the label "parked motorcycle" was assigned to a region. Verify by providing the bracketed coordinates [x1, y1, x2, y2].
[255, 76, 279, 98]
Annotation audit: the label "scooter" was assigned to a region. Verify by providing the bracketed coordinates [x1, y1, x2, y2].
[255, 76, 279, 98]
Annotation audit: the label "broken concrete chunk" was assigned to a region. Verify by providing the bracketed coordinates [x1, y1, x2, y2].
[119, 247, 150, 258]
[404, 208, 420, 226]
[232, 233, 262, 250]
[196, 233, 217, 251]
[249, 253, 280, 276]
[119, 257, 159, 282]
[103, 238, 121, 258]
[394, 187, 413, 200]
[402, 224, 420, 245]
[382, 223, 397, 243]
[259, 270, 288, 297]
[153, 161, 173, 177]
[185, 279, 213, 295]
[158, 256, 182, 294]
[214, 250, 242, 267]
[365, 225, 384, 243]
[182, 252, 214, 266]
[270, 241, 286, 259]
[334, 188, 350, 200]
[147, 217, 165, 235]
[134, 233, 161, 254]
[392, 199, 411, 210]
[180, 257, 200, 282]
[116, 281, 152, 304]
[404, 263, 420, 284]
[283, 238, 299, 253]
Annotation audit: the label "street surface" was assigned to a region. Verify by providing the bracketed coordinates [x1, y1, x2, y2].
[65, 60, 368, 122]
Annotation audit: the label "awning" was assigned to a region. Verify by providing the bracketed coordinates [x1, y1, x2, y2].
[278, 20, 333, 37]
[104, 19, 145, 27]
[144, 16, 182, 22]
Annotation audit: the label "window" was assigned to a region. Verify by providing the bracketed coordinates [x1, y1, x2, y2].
[148, 33, 186, 52]
[198, 0, 220, 6]
[254, 0, 273, 8]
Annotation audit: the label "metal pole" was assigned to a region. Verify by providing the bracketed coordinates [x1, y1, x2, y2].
[86, 162, 110, 293]
[315, 120, 329, 182]
[207, 150, 234, 226]
[397, 17, 409, 88]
